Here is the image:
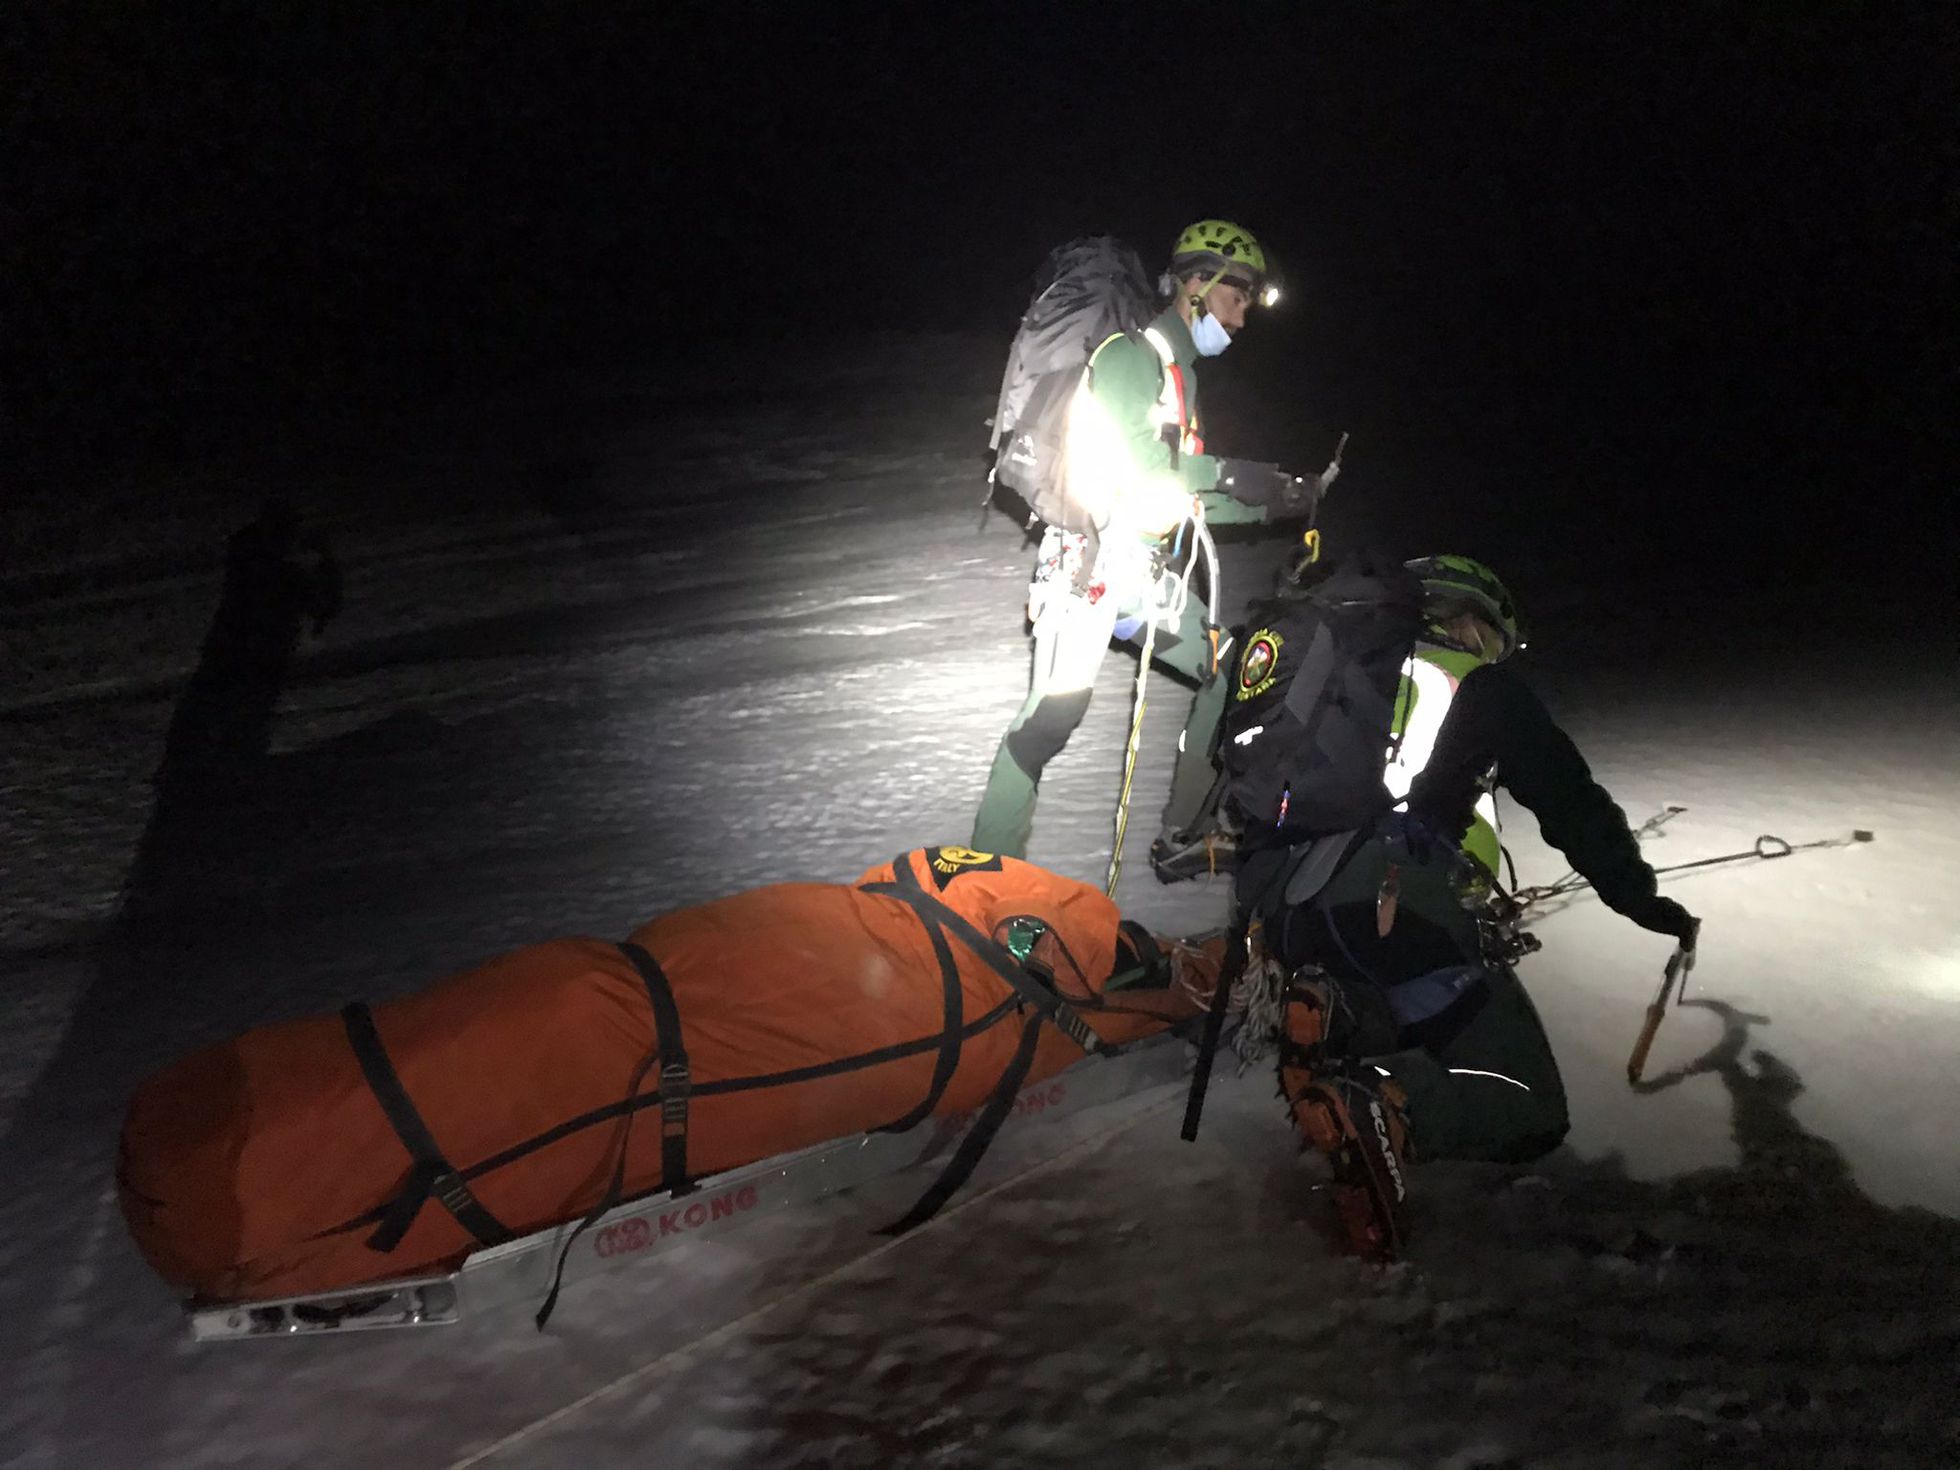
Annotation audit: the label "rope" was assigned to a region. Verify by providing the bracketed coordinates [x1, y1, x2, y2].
[1228, 951, 1288, 1072]
[1105, 510, 1221, 897]
[1171, 944, 1286, 1072]
[1515, 825, 1872, 912]
[1106, 613, 1158, 896]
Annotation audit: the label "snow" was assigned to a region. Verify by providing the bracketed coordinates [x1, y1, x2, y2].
[2, 336, 1955, 1467]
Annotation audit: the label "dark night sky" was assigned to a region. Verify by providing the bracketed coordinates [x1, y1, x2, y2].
[7, 2, 1954, 592]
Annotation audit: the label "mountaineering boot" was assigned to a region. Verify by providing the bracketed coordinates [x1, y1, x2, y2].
[1149, 825, 1242, 884]
[1275, 971, 1413, 1260]
[1286, 1065, 1413, 1261]
[1274, 967, 1400, 1066]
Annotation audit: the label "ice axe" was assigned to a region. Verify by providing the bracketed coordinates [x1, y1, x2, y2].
[1322, 430, 1349, 486]
[1626, 919, 1699, 1085]
[1280, 431, 1347, 581]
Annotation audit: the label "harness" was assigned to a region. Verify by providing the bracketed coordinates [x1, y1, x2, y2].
[1090, 326, 1204, 462]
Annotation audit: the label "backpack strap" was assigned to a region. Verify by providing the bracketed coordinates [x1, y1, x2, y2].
[1141, 326, 1202, 456]
[341, 1002, 516, 1253]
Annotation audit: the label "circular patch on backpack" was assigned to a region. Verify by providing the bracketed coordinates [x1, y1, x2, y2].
[1239, 629, 1284, 701]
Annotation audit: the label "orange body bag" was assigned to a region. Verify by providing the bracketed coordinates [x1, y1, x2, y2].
[118, 849, 1202, 1301]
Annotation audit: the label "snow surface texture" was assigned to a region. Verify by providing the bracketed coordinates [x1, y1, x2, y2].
[3, 337, 1955, 1467]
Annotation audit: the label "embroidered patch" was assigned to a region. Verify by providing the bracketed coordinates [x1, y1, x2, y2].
[927, 846, 1004, 888]
[1237, 629, 1284, 701]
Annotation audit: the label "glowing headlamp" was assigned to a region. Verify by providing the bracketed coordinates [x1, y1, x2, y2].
[1211, 271, 1281, 309]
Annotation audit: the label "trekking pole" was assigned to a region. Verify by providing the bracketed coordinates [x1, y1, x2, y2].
[1106, 616, 1158, 896]
[1627, 921, 1699, 1084]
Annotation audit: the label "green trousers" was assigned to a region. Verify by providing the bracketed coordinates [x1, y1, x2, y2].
[971, 581, 1225, 859]
[1377, 962, 1571, 1164]
[1276, 835, 1572, 1164]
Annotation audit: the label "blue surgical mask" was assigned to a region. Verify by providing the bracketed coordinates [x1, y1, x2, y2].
[1190, 309, 1233, 357]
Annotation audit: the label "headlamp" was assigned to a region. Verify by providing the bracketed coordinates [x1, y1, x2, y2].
[1212, 272, 1280, 308]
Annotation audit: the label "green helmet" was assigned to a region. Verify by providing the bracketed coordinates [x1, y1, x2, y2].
[1406, 555, 1521, 661]
[1170, 219, 1278, 304]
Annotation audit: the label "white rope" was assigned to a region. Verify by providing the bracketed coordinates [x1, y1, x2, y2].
[1167, 941, 1285, 1073]
[1148, 511, 1221, 634]
[1105, 506, 1217, 896]
[1227, 951, 1287, 1072]
[1105, 613, 1158, 895]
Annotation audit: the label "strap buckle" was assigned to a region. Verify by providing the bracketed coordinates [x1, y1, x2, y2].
[433, 1171, 475, 1218]
[659, 1061, 691, 1135]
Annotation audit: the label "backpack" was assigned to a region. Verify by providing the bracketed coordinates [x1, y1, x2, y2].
[1218, 552, 1427, 847]
[988, 237, 1158, 535]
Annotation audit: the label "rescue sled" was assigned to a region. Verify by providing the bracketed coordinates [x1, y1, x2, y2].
[116, 847, 1227, 1337]
[186, 1032, 1197, 1341]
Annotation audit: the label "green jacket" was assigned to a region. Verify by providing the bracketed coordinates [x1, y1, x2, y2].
[1083, 308, 1268, 536]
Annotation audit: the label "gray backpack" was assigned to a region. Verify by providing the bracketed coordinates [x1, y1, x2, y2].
[988, 237, 1156, 535]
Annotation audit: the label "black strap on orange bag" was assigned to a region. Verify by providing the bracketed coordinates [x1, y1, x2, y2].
[865, 852, 1115, 1234]
[534, 940, 698, 1329]
[341, 1001, 515, 1253]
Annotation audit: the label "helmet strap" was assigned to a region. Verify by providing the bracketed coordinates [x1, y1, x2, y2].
[1170, 262, 1227, 313]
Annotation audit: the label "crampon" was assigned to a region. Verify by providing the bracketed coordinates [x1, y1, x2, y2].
[1276, 973, 1413, 1261]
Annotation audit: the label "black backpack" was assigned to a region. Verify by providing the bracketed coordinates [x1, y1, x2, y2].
[1218, 552, 1427, 847]
[988, 237, 1157, 535]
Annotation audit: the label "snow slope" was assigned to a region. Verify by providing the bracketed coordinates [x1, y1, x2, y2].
[2, 337, 1954, 1467]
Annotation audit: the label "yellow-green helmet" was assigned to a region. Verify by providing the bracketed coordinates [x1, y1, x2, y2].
[1406, 554, 1521, 661]
[1170, 219, 1274, 300]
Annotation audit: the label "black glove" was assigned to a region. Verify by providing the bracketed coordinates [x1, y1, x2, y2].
[1625, 896, 1700, 946]
[1214, 459, 1304, 508]
[1275, 472, 1323, 519]
[1215, 458, 1293, 505]
[1386, 810, 1441, 864]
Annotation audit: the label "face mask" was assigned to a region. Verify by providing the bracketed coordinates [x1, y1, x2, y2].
[1190, 309, 1233, 357]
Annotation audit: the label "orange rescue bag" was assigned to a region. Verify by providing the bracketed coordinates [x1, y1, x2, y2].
[118, 848, 1208, 1301]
